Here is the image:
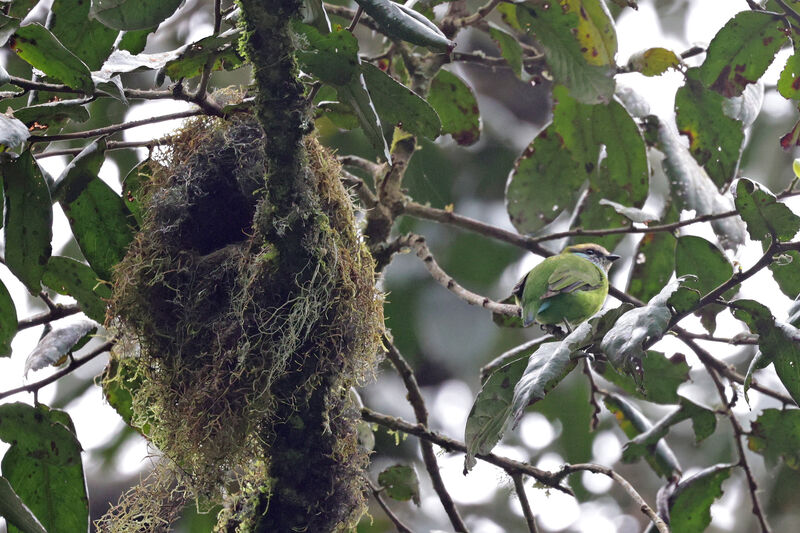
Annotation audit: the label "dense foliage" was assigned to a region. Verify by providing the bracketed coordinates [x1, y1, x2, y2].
[0, 0, 799, 532]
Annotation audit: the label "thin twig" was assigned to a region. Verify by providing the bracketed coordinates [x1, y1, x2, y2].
[384, 338, 469, 532]
[701, 354, 772, 533]
[341, 169, 379, 208]
[34, 139, 169, 159]
[366, 477, 416, 533]
[0, 340, 114, 401]
[453, 0, 502, 27]
[480, 336, 554, 381]
[347, 5, 364, 32]
[582, 360, 602, 431]
[511, 473, 539, 533]
[552, 464, 669, 533]
[403, 233, 519, 317]
[361, 407, 573, 494]
[18, 304, 82, 330]
[28, 109, 206, 143]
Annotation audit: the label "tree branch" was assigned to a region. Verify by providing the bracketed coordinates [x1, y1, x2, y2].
[18, 304, 82, 330]
[366, 477, 416, 533]
[384, 338, 469, 532]
[702, 358, 772, 533]
[552, 464, 669, 533]
[0, 340, 114, 401]
[511, 472, 539, 533]
[28, 109, 206, 144]
[361, 407, 573, 494]
[403, 233, 519, 316]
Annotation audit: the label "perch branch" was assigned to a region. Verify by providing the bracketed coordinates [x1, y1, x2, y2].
[403, 233, 519, 317]
[18, 304, 82, 330]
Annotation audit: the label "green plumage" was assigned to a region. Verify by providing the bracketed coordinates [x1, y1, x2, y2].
[514, 244, 617, 327]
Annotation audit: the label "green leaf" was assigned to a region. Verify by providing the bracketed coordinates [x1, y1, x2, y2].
[0, 403, 88, 533]
[0, 278, 17, 357]
[118, 27, 156, 55]
[595, 350, 689, 405]
[770, 250, 800, 299]
[162, 28, 244, 80]
[654, 115, 746, 250]
[0, 114, 30, 150]
[2, 150, 53, 295]
[669, 464, 733, 533]
[294, 23, 360, 86]
[779, 47, 800, 100]
[53, 139, 136, 281]
[464, 354, 528, 472]
[50, 0, 118, 70]
[626, 47, 681, 76]
[488, 23, 524, 79]
[731, 299, 800, 406]
[601, 277, 686, 376]
[90, 0, 183, 31]
[733, 177, 800, 243]
[102, 357, 148, 434]
[627, 228, 677, 302]
[427, 69, 480, 146]
[699, 11, 788, 97]
[10, 24, 94, 93]
[361, 62, 441, 140]
[24, 320, 97, 376]
[672, 235, 733, 333]
[506, 123, 584, 233]
[603, 393, 681, 478]
[0, 13, 20, 47]
[0, 476, 47, 533]
[516, 2, 615, 104]
[675, 68, 744, 188]
[377, 465, 420, 505]
[121, 159, 151, 226]
[352, 0, 453, 51]
[13, 99, 90, 132]
[316, 101, 359, 130]
[338, 76, 391, 162]
[42, 256, 112, 323]
[748, 408, 800, 469]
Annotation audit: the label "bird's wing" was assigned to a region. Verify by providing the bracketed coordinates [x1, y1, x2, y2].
[542, 258, 604, 299]
[511, 272, 529, 300]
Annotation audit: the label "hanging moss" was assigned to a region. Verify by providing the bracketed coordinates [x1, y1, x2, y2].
[99, 112, 383, 532]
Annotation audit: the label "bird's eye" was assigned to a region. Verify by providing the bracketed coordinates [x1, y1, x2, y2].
[585, 249, 594, 255]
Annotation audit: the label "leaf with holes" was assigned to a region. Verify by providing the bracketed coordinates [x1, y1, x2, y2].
[699, 11, 788, 97]
[427, 70, 480, 146]
[733, 178, 800, 243]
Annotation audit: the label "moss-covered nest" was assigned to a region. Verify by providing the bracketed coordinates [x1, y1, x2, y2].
[100, 113, 383, 532]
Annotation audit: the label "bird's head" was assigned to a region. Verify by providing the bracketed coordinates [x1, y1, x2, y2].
[562, 243, 620, 271]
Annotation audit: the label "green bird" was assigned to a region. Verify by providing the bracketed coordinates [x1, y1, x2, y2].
[513, 243, 620, 328]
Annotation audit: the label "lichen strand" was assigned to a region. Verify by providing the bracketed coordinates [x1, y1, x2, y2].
[104, 112, 382, 532]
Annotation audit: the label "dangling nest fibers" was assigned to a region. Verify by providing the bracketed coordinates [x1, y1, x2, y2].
[99, 112, 383, 532]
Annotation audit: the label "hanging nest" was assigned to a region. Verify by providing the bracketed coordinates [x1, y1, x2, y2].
[99, 112, 383, 532]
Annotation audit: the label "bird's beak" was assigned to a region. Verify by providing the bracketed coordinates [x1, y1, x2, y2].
[608, 254, 621, 262]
